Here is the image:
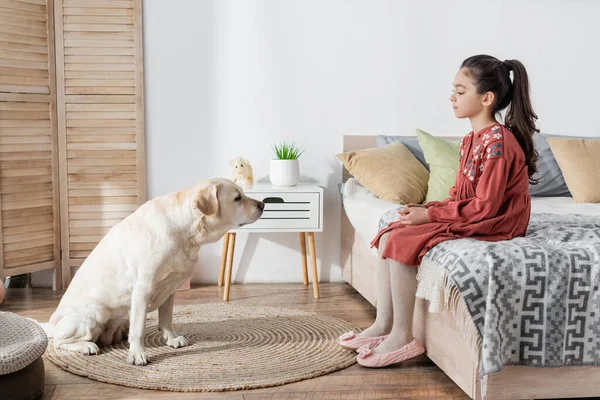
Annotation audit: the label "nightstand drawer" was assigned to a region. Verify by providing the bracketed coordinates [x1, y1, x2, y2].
[241, 192, 320, 230]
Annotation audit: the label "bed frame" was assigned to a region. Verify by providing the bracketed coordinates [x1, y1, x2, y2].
[340, 135, 600, 400]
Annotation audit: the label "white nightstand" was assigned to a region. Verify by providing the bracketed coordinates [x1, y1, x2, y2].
[218, 182, 324, 301]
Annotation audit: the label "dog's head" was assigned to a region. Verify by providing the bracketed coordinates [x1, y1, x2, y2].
[192, 178, 264, 242]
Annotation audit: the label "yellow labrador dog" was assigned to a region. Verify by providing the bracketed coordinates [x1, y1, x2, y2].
[45, 178, 264, 365]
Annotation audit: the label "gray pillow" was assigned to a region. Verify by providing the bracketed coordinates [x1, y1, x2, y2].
[530, 132, 570, 197]
[375, 135, 429, 171]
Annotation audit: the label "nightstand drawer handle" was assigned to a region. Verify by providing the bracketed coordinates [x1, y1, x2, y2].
[263, 197, 284, 203]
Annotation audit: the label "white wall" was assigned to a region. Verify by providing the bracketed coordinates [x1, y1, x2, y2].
[31, 0, 600, 287]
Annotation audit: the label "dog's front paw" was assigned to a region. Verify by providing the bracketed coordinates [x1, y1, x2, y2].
[166, 335, 189, 349]
[127, 350, 149, 366]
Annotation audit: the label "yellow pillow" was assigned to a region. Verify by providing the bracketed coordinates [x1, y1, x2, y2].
[546, 138, 600, 203]
[337, 142, 429, 204]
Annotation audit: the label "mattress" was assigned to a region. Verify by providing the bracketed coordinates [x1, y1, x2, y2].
[341, 179, 399, 245]
[342, 178, 600, 245]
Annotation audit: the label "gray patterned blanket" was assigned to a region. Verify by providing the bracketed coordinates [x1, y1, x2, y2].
[418, 213, 600, 376]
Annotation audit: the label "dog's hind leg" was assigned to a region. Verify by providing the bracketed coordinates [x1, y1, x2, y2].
[52, 313, 103, 355]
[158, 293, 189, 348]
[59, 341, 100, 355]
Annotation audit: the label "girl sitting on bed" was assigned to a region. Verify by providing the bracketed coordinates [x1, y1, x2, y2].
[339, 54, 539, 368]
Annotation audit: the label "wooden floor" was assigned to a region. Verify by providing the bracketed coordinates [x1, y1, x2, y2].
[1, 282, 469, 400]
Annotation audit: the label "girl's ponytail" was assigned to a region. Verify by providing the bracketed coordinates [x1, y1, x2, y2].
[503, 59, 539, 183]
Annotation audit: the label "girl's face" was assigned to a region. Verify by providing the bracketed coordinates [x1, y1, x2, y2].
[449, 68, 492, 119]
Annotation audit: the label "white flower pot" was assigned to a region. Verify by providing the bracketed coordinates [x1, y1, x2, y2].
[270, 159, 299, 186]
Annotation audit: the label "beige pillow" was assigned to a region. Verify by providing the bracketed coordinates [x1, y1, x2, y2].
[337, 142, 429, 204]
[547, 138, 600, 203]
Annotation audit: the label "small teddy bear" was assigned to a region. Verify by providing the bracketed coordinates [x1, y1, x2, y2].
[230, 156, 254, 189]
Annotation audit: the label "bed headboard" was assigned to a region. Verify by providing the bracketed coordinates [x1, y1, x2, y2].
[342, 135, 378, 152]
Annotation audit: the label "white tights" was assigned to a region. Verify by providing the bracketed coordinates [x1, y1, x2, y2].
[359, 232, 418, 354]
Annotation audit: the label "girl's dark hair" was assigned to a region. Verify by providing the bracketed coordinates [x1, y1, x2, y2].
[461, 55, 539, 184]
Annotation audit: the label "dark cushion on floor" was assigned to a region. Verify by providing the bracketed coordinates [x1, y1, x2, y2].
[0, 356, 45, 400]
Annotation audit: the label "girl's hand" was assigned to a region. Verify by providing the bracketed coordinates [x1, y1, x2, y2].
[398, 203, 425, 215]
[399, 205, 430, 225]
[404, 203, 426, 209]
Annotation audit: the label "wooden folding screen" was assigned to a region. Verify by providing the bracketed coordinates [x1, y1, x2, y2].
[54, 0, 145, 287]
[0, 0, 145, 289]
[0, 0, 61, 289]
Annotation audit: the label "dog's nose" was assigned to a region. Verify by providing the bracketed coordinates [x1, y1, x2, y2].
[257, 201, 265, 211]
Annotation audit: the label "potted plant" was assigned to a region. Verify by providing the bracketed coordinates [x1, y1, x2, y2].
[270, 142, 304, 186]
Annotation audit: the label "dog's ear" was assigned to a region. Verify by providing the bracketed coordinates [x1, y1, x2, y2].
[194, 183, 219, 218]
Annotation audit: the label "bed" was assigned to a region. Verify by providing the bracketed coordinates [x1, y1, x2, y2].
[340, 135, 600, 400]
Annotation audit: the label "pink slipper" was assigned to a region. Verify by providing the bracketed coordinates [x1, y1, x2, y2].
[356, 338, 425, 368]
[338, 331, 388, 350]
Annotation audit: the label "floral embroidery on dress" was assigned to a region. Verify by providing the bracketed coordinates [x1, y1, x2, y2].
[486, 141, 503, 159]
[464, 158, 477, 182]
[482, 125, 502, 148]
[460, 125, 504, 185]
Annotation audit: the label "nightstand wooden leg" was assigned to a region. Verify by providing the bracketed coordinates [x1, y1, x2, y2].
[218, 233, 230, 287]
[223, 233, 236, 301]
[299, 232, 309, 285]
[307, 232, 319, 299]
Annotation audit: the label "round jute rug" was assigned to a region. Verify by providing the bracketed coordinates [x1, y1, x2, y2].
[46, 303, 360, 392]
